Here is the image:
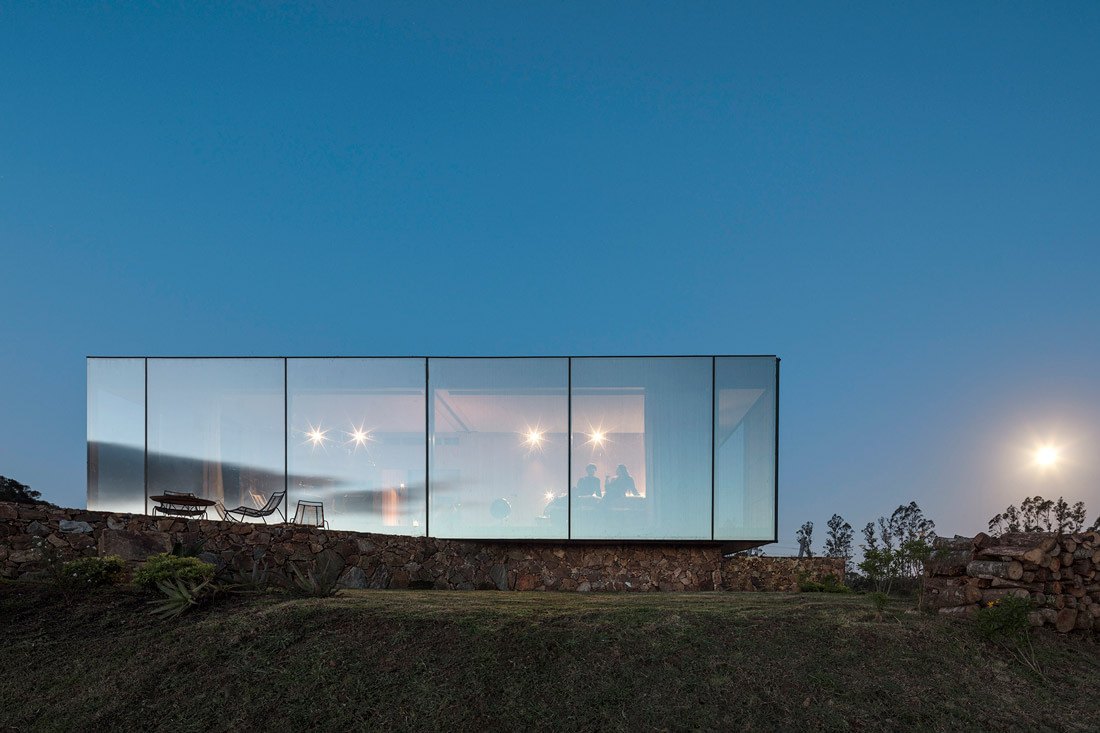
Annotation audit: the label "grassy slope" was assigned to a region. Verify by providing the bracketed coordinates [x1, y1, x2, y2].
[2, 586, 1099, 732]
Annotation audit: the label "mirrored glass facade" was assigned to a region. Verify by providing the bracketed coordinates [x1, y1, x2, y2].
[147, 359, 285, 520]
[87, 358, 146, 514]
[714, 357, 778, 541]
[429, 358, 568, 540]
[570, 358, 712, 540]
[88, 356, 778, 542]
[288, 358, 425, 535]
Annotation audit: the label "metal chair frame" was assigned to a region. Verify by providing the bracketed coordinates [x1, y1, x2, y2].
[292, 499, 329, 529]
[223, 491, 287, 524]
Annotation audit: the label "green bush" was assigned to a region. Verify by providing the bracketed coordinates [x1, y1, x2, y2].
[975, 595, 1041, 675]
[60, 555, 126, 588]
[147, 578, 218, 619]
[798, 573, 851, 593]
[975, 595, 1033, 641]
[133, 553, 214, 590]
[868, 591, 888, 621]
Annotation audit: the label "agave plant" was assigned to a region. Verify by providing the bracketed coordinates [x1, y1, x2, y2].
[275, 550, 344, 598]
[220, 554, 275, 593]
[170, 537, 208, 558]
[147, 577, 215, 619]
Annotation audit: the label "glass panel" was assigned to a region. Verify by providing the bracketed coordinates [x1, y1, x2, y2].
[429, 358, 568, 540]
[288, 358, 425, 535]
[147, 359, 285, 521]
[714, 357, 777, 541]
[570, 357, 712, 540]
[87, 358, 146, 513]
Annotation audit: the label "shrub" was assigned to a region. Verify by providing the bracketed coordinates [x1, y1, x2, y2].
[147, 578, 217, 619]
[133, 553, 214, 590]
[798, 573, 851, 593]
[61, 556, 126, 588]
[218, 553, 276, 593]
[868, 591, 888, 621]
[273, 550, 343, 598]
[975, 596, 1041, 675]
[169, 537, 207, 558]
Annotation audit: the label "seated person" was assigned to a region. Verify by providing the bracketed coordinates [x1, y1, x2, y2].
[602, 464, 639, 505]
[576, 463, 602, 497]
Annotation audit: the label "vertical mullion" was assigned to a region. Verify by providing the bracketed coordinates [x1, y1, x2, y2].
[288, 358, 292, 519]
[711, 356, 716, 542]
[567, 356, 572, 541]
[424, 357, 430, 538]
[143, 357, 148, 516]
[774, 358, 780, 543]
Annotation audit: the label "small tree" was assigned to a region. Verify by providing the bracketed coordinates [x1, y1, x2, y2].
[0, 476, 41, 504]
[858, 547, 898, 595]
[1052, 497, 1087, 533]
[989, 496, 1087, 535]
[824, 514, 854, 573]
[861, 522, 878, 551]
[796, 521, 814, 558]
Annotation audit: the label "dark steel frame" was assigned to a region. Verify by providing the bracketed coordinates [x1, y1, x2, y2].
[92, 354, 780, 547]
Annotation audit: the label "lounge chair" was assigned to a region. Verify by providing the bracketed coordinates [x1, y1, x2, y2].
[222, 491, 287, 524]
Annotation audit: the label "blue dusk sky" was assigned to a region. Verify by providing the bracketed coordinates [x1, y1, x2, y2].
[2, 2, 1098, 552]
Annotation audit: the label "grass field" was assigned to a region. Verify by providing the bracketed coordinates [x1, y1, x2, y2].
[2, 584, 1099, 732]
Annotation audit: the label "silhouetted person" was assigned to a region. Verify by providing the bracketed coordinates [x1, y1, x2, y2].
[602, 464, 638, 505]
[576, 463, 601, 497]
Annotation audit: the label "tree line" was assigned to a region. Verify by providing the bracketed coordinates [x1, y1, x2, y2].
[788, 494, 1100, 595]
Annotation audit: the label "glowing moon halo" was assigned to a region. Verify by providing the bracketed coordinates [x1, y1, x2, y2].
[1035, 446, 1059, 467]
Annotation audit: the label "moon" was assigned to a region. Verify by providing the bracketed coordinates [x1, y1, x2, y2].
[1036, 446, 1059, 466]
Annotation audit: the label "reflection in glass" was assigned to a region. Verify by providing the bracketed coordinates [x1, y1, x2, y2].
[429, 358, 568, 540]
[87, 358, 146, 514]
[570, 357, 711, 540]
[147, 359, 285, 521]
[288, 358, 425, 535]
[714, 357, 777, 541]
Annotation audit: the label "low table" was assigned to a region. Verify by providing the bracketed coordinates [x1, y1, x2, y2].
[150, 495, 217, 518]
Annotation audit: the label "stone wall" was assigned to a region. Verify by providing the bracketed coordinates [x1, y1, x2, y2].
[0, 502, 843, 591]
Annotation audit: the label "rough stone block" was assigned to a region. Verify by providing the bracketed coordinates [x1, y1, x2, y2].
[60, 520, 94, 534]
[338, 566, 367, 590]
[98, 529, 172, 562]
[490, 563, 509, 591]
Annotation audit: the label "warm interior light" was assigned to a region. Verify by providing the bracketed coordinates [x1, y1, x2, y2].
[589, 430, 604, 445]
[306, 424, 329, 446]
[1036, 446, 1059, 466]
[544, 491, 555, 502]
[350, 429, 369, 446]
[526, 430, 542, 445]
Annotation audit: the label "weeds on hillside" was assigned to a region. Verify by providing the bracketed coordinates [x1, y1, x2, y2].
[798, 573, 851, 593]
[868, 592, 888, 622]
[277, 551, 344, 598]
[975, 596, 1042, 677]
[32, 540, 125, 601]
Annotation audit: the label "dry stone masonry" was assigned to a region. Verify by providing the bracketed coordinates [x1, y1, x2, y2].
[1, 501, 842, 592]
